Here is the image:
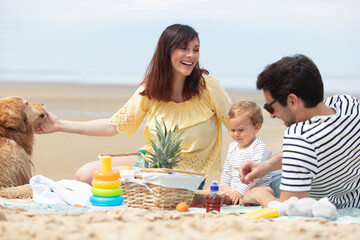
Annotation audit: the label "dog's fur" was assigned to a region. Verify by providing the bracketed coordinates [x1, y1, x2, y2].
[0, 96, 46, 188]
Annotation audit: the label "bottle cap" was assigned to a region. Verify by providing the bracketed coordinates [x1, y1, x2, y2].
[210, 180, 219, 191]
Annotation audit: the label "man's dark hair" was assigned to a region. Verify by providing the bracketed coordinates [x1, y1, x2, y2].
[256, 54, 324, 108]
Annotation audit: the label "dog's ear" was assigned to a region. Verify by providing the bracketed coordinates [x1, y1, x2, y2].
[0, 104, 27, 132]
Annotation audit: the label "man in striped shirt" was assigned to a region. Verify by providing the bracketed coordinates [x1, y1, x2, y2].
[239, 54, 360, 208]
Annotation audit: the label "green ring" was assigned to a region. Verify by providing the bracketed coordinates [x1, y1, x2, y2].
[91, 187, 123, 197]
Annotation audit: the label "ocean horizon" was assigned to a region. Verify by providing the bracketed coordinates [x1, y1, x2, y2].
[0, 72, 359, 96]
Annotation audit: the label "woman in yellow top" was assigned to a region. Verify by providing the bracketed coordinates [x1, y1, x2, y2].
[35, 24, 232, 186]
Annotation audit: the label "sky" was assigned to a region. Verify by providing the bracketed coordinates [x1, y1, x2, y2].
[0, 0, 359, 93]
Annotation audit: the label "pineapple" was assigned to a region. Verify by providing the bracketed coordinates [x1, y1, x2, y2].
[147, 117, 184, 169]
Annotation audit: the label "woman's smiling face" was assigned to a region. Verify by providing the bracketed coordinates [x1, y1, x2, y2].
[170, 37, 200, 79]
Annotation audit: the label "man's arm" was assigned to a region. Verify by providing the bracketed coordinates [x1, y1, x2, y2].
[239, 153, 282, 184]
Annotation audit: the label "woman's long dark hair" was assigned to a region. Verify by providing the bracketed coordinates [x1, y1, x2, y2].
[140, 24, 208, 101]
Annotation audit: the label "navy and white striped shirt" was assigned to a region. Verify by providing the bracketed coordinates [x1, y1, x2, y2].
[280, 95, 360, 208]
[220, 136, 271, 195]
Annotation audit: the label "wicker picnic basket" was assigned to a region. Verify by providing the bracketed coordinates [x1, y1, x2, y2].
[100, 153, 204, 210]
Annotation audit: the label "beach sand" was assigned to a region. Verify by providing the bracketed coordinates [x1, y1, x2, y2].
[0, 81, 358, 240]
[1, 203, 359, 240]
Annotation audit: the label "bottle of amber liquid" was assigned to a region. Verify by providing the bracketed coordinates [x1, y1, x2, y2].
[206, 181, 221, 213]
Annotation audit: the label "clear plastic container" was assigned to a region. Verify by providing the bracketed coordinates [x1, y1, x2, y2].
[133, 150, 147, 169]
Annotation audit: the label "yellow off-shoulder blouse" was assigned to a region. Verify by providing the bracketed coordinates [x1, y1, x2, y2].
[110, 75, 232, 176]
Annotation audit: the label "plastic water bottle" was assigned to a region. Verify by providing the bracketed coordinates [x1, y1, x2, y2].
[206, 180, 222, 213]
[133, 150, 147, 169]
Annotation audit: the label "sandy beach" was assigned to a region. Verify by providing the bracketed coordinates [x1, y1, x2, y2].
[1, 202, 359, 240]
[0, 81, 359, 240]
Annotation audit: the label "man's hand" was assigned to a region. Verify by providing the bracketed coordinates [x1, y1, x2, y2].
[239, 154, 283, 184]
[238, 161, 262, 184]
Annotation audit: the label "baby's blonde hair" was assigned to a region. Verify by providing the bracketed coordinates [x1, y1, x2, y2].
[228, 100, 263, 125]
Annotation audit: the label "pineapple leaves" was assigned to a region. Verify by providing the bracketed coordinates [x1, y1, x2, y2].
[148, 117, 183, 169]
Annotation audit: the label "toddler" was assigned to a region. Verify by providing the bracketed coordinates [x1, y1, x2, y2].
[220, 100, 271, 205]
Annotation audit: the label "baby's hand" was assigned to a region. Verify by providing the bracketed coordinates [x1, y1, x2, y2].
[230, 191, 243, 205]
[222, 194, 232, 205]
[219, 185, 232, 195]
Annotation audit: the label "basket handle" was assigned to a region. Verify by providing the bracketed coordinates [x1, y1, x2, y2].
[99, 152, 152, 164]
[99, 153, 140, 157]
[140, 168, 204, 176]
[98, 153, 204, 177]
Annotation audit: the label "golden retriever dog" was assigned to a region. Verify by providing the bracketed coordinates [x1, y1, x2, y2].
[0, 96, 46, 188]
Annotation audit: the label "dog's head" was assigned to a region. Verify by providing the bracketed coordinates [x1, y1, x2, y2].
[0, 96, 46, 133]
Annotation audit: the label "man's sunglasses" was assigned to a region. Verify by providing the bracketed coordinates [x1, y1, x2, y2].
[263, 99, 277, 114]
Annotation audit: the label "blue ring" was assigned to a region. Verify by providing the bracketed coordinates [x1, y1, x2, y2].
[90, 195, 124, 206]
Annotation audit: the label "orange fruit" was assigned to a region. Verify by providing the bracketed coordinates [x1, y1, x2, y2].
[176, 202, 189, 212]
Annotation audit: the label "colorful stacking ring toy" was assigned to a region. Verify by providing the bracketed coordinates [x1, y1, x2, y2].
[90, 155, 124, 207]
[91, 187, 123, 197]
[91, 179, 121, 189]
[90, 195, 124, 206]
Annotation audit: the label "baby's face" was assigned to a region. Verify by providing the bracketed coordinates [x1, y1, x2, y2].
[229, 114, 260, 149]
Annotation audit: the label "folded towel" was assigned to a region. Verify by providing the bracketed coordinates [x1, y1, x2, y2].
[30, 175, 92, 207]
[30, 175, 128, 210]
